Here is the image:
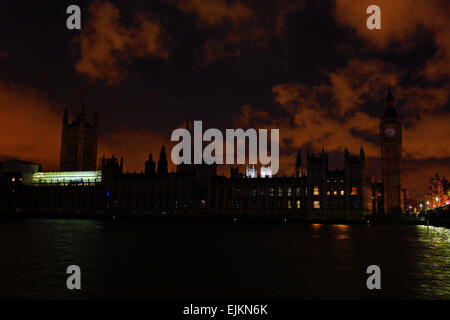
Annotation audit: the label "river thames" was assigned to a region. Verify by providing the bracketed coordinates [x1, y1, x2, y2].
[0, 219, 449, 299]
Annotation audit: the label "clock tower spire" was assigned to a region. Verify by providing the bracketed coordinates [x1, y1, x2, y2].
[380, 83, 402, 214]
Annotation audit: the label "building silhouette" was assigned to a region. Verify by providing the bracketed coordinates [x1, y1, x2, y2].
[157, 146, 168, 177]
[60, 91, 99, 171]
[424, 174, 449, 208]
[295, 149, 303, 178]
[0, 86, 409, 218]
[379, 84, 402, 214]
[144, 153, 156, 177]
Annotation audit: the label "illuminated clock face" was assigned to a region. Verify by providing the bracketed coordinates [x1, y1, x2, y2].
[384, 127, 397, 138]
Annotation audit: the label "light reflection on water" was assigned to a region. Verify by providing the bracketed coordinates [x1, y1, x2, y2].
[0, 219, 449, 299]
[412, 225, 450, 299]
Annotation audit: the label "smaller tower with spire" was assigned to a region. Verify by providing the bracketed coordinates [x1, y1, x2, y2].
[145, 153, 156, 177]
[157, 145, 168, 177]
[295, 149, 303, 177]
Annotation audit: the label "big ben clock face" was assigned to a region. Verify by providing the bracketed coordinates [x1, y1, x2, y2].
[385, 127, 397, 138]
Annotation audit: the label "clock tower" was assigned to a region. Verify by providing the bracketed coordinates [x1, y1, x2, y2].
[380, 84, 402, 214]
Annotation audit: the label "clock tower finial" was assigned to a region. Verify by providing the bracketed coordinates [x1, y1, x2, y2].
[386, 80, 394, 103]
[382, 82, 398, 120]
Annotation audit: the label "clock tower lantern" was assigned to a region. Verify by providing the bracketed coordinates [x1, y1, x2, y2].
[380, 84, 402, 214]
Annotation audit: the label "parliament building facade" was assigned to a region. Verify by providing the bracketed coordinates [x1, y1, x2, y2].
[0, 87, 406, 218]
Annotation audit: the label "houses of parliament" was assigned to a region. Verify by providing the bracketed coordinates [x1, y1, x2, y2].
[0, 86, 406, 218]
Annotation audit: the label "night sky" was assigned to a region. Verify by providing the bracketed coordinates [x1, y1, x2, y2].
[0, 0, 449, 200]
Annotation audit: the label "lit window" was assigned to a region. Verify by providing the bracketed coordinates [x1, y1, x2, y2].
[287, 200, 292, 209]
[351, 187, 358, 195]
[296, 200, 301, 209]
[32, 171, 102, 185]
[327, 191, 330, 196]
[313, 186, 319, 195]
[340, 190, 344, 196]
[314, 201, 320, 209]
[11, 177, 15, 182]
[333, 190, 337, 196]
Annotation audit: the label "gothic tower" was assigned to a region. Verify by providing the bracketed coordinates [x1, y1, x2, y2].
[295, 149, 303, 177]
[380, 84, 402, 214]
[157, 145, 168, 177]
[59, 91, 99, 171]
[145, 153, 156, 177]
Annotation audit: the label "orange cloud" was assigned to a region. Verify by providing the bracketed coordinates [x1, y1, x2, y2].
[397, 85, 450, 113]
[268, 62, 450, 162]
[272, 59, 399, 117]
[403, 113, 450, 159]
[328, 59, 398, 115]
[0, 82, 62, 169]
[334, 0, 450, 80]
[236, 84, 380, 159]
[74, 1, 169, 86]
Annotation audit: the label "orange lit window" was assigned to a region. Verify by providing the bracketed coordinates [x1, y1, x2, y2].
[314, 186, 319, 195]
[351, 187, 358, 195]
[327, 191, 330, 195]
[333, 190, 337, 196]
[314, 201, 320, 209]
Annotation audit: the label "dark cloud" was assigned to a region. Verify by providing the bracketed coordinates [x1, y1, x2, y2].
[176, 0, 305, 63]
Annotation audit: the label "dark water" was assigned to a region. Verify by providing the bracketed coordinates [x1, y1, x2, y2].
[0, 219, 449, 300]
